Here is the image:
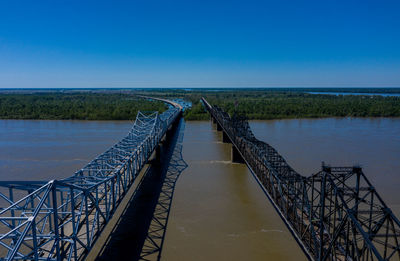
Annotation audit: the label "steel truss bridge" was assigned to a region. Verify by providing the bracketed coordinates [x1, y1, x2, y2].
[202, 97, 400, 261]
[0, 98, 182, 260]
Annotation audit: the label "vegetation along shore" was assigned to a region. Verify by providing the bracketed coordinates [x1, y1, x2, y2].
[0, 88, 399, 121]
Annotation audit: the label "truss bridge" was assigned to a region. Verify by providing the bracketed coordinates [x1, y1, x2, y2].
[0, 97, 182, 261]
[202, 97, 400, 261]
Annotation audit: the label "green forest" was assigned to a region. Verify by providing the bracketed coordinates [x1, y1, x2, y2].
[134, 89, 400, 120]
[189, 92, 400, 120]
[0, 93, 167, 120]
[1, 89, 399, 121]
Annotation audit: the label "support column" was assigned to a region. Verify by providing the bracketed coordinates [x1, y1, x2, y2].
[154, 144, 162, 163]
[222, 131, 232, 143]
[165, 126, 173, 141]
[231, 145, 245, 164]
[216, 123, 222, 131]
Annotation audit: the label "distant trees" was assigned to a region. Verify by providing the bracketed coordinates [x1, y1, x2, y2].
[1, 90, 399, 121]
[183, 101, 208, 120]
[0, 93, 167, 120]
[180, 91, 400, 120]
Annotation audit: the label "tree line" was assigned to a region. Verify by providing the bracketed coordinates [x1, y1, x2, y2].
[0, 93, 167, 120]
[177, 91, 400, 120]
[1, 90, 399, 121]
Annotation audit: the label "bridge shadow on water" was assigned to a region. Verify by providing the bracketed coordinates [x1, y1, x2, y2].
[95, 119, 187, 261]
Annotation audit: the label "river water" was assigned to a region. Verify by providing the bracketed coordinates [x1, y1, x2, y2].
[0, 120, 132, 180]
[0, 118, 399, 260]
[307, 91, 400, 97]
[161, 121, 306, 260]
[249, 118, 400, 216]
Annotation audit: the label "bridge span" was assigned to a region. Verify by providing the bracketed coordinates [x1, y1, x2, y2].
[0, 97, 182, 260]
[202, 97, 400, 261]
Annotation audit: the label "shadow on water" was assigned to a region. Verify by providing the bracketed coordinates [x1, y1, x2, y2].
[95, 119, 187, 261]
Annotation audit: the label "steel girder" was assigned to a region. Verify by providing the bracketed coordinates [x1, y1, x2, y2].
[0, 103, 181, 260]
[202, 97, 400, 261]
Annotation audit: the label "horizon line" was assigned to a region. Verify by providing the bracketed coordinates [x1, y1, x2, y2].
[1, 86, 400, 90]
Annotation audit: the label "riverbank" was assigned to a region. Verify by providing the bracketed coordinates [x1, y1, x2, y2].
[182, 92, 400, 120]
[1, 90, 400, 121]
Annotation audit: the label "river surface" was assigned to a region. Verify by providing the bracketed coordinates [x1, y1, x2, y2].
[0, 120, 133, 180]
[249, 118, 400, 216]
[307, 91, 400, 97]
[162, 121, 305, 260]
[0, 118, 399, 260]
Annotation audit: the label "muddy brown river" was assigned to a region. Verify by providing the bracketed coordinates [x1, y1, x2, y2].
[162, 121, 306, 260]
[0, 118, 399, 260]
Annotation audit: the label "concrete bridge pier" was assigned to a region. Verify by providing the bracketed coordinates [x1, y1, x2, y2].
[222, 131, 232, 143]
[231, 145, 245, 164]
[151, 114, 182, 164]
[150, 138, 166, 165]
[165, 125, 174, 141]
[154, 144, 162, 163]
[209, 113, 244, 163]
[165, 112, 182, 140]
[210, 115, 222, 131]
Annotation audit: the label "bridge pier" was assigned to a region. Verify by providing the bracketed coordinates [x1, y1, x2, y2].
[155, 145, 162, 162]
[216, 123, 222, 131]
[165, 124, 174, 141]
[149, 142, 164, 165]
[166, 113, 181, 140]
[151, 114, 182, 165]
[231, 145, 245, 164]
[222, 131, 232, 143]
[211, 116, 217, 124]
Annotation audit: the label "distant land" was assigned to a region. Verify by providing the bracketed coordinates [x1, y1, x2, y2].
[1, 87, 400, 94]
[0, 88, 399, 120]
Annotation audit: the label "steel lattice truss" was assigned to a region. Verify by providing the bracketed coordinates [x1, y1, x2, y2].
[202, 98, 400, 261]
[0, 101, 181, 260]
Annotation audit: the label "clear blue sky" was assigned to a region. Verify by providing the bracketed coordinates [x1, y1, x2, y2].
[0, 0, 399, 88]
